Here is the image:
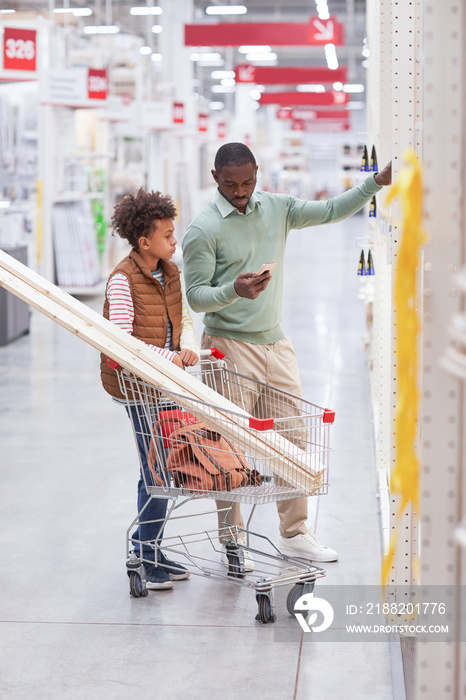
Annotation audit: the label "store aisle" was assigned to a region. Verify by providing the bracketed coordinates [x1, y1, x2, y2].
[0, 216, 394, 700]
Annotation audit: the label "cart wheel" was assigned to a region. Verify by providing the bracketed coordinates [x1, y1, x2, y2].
[286, 581, 314, 617]
[255, 594, 276, 624]
[129, 571, 148, 598]
[227, 549, 245, 579]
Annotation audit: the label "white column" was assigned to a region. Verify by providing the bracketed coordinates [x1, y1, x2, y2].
[157, 0, 197, 217]
[232, 83, 257, 145]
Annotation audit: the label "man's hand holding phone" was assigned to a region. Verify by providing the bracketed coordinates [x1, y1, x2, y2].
[234, 263, 275, 300]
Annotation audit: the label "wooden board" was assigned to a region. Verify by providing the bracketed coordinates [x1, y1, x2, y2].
[0, 250, 325, 492]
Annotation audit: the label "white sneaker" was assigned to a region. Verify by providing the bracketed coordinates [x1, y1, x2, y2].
[278, 530, 338, 563]
[222, 538, 255, 572]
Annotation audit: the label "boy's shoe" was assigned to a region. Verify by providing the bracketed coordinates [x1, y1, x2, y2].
[157, 552, 190, 581]
[144, 562, 174, 590]
[221, 538, 255, 572]
[277, 531, 339, 563]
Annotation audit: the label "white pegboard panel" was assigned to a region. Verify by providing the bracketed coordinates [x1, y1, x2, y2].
[367, 0, 423, 592]
[388, 0, 423, 594]
[416, 0, 465, 698]
[365, 0, 394, 559]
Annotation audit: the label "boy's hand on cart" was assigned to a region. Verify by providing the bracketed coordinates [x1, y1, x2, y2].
[179, 349, 199, 367]
[172, 353, 185, 370]
[234, 271, 272, 300]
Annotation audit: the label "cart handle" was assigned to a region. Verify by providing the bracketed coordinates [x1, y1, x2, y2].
[200, 347, 226, 360]
[323, 408, 335, 423]
[106, 356, 120, 370]
[106, 348, 225, 370]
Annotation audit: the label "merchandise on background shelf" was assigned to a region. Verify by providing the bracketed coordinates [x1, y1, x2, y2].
[357, 249, 366, 276]
[360, 145, 369, 172]
[52, 200, 101, 288]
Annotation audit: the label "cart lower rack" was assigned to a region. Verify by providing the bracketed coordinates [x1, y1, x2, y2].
[118, 350, 334, 623]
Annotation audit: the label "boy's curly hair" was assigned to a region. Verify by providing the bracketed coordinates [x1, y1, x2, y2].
[111, 188, 177, 249]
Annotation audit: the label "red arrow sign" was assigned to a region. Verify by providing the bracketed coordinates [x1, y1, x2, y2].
[185, 17, 344, 47]
[260, 91, 348, 107]
[310, 18, 337, 43]
[235, 65, 348, 85]
[236, 64, 257, 83]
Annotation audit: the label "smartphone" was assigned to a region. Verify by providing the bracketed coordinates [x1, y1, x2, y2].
[255, 262, 276, 276]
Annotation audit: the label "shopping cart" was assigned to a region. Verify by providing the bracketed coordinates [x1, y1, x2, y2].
[118, 349, 335, 623]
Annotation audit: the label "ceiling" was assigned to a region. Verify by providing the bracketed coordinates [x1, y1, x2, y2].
[4, 0, 368, 105]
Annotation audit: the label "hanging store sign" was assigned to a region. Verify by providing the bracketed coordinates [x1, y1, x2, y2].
[87, 69, 108, 100]
[140, 101, 171, 130]
[198, 112, 208, 132]
[173, 102, 185, 124]
[40, 69, 86, 105]
[260, 91, 348, 107]
[217, 121, 226, 139]
[3, 27, 37, 72]
[185, 17, 344, 47]
[40, 69, 110, 107]
[235, 65, 348, 85]
[277, 108, 349, 121]
[309, 18, 339, 43]
[301, 120, 350, 132]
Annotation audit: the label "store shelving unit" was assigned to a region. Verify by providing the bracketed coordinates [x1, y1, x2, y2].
[339, 143, 365, 191]
[367, 0, 466, 697]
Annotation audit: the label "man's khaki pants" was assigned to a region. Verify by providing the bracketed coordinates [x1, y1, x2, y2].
[201, 332, 308, 540]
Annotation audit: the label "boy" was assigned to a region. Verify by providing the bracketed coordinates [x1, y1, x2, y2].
[101, 188, 199, 590]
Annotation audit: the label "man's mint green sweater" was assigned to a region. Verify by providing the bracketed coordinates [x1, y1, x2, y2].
[182, 176, 382, 344]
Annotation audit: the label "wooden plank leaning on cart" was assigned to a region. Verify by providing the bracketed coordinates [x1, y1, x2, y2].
[0, 249, 325, 493]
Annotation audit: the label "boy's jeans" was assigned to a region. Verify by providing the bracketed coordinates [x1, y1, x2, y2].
[126, 404, 168, 563]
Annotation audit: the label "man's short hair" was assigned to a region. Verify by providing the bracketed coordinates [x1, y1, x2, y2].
[111, 188, 176, 250]
[214, 142, 256, 173]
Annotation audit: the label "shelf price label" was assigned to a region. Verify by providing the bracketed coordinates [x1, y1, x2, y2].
[88, 69, 108, 100]
[3, 27, 37, 72]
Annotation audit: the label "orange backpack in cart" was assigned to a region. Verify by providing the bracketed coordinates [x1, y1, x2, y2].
[148, 415, 261, 492]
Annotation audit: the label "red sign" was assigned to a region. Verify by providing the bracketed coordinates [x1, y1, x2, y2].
[260, 91, 348, 107]
[173, 102, 184, 124]
[217, 121, 226, 139]
[185, 17, 344, 47]
[235, 65, 348, 85]
[198, 113, 208, 132]
[277, 108, 348, 121]
[3, 27, 36, 72]
[304, 121, 350, 132]
[87, 69, 108, 100]
[236, 65, 257, 83]
[309, 18, 339, 44]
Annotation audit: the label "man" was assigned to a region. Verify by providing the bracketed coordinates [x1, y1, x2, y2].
[182, 142, 391, 567]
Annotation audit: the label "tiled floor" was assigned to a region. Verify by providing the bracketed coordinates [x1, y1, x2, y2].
[0, 215, 396, 699]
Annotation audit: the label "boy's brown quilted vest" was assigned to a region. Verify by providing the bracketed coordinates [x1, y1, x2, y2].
[100, 250, 182, 399]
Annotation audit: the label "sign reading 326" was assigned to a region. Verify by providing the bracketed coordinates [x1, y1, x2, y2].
[3, 28, 37, 71]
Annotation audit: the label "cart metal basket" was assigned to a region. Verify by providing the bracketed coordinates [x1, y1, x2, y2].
[118, 349, 335, 623]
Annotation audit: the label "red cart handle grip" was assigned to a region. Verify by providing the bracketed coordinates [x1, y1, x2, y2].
[106, 357, 120, 370]
[199, 347, 226, 360]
